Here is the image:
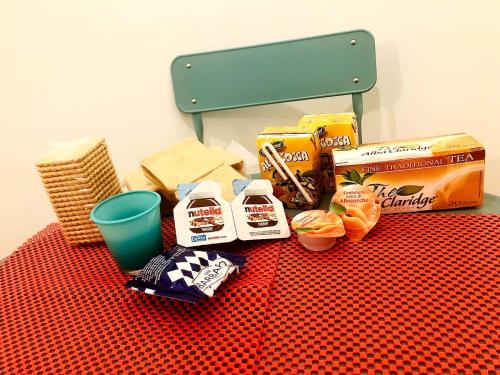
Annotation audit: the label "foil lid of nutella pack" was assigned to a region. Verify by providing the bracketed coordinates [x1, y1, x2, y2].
[174, 181, 237, 247]
[231, 179, 290, 241]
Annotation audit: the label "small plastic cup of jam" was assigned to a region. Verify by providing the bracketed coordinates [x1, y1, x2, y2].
[331, 185, 381, 242]
[291, 210, 345, 251]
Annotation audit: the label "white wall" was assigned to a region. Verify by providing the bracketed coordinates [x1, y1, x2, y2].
[1, 0, 499, 258]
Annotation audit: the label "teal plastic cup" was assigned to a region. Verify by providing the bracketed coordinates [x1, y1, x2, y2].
[90, 190, 163, 273]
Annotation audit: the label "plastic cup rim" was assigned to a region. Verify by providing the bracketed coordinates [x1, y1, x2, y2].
[90, 190, 161, 226]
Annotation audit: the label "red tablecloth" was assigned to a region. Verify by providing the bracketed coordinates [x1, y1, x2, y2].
[1, 214, 499, 374]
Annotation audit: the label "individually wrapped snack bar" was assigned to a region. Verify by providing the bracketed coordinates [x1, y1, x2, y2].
[125, 245, 246, 303]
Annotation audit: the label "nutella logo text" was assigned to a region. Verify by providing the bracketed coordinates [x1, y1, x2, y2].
[188, 207, 222, 217]
[244, 204, 275, 213]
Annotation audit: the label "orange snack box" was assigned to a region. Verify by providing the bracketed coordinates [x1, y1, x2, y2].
[332, 134, 485, 214]
[298, 113, 358, 192]
[256, 126, 323, 209]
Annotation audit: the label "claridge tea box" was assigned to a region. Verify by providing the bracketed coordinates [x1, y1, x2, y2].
[332, 134, 485, 213]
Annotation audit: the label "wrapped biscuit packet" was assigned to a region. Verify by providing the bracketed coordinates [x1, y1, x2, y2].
[126, 245, 246, 303]
[331, 185, 381, 242]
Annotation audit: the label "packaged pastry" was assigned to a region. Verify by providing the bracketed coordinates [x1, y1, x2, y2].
[256, 126, 323, 209]
[331, 185, 381, 242]
[173, 181, 237, 247]
[332, 133, 485, 213]
[298, 113, 358, 192]
[291, 210, 345, 251]
[231, 179, 290, 241]
[126, 245, 246, 303]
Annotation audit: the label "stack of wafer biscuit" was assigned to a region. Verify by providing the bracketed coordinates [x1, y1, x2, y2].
[37, 137, 121, 245]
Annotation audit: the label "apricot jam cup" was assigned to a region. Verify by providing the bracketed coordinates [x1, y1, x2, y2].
[331, 185, 381, 242]
[291, 210, 345, 251]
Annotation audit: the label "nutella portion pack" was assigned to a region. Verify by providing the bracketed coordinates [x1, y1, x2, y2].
[231, 179, 290, 241]
[174, 181, 237, 247]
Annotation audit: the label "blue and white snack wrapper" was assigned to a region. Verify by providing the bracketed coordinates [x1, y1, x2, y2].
[125, 245, 246, 303]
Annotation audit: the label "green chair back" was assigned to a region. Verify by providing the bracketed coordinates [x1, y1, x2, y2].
[171, 30, 376, 143]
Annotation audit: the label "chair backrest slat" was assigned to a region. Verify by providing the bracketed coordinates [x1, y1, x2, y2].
[171, 30, 376, 142]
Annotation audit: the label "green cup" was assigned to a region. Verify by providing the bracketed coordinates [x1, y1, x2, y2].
[90, 190, 163, 273]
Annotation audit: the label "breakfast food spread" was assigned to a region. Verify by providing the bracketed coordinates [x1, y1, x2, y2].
[174, 181, 237, 247]
[331, 185, 381, 242]
[256, 126, 323, 209]
[231, 179, 290, 241]
[126, 245, 246, 303]
[298, 113, 358, 192]
[291, 210, 345, 251]
[332, 133, 485, 213]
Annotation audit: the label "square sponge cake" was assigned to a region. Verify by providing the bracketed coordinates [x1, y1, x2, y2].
[141, 138, 223, 191]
